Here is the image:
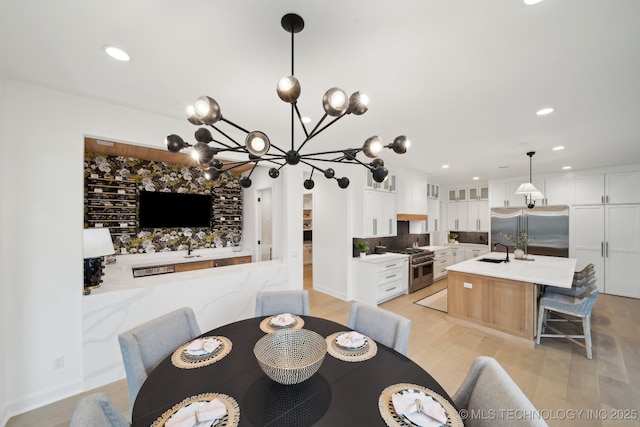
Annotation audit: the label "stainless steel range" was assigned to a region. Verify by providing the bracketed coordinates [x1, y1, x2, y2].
[390, 248, 434, 293]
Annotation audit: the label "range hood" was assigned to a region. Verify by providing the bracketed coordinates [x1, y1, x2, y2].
[397, 214, 428, 221]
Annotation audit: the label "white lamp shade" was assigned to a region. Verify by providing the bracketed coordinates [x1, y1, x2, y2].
[83, 228, 115, 258]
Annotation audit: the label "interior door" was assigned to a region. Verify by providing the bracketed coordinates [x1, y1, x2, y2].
[569, 205, 605, 290]
[605, 204, 640, 298]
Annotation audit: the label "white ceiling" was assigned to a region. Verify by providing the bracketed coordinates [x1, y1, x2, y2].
[2, 0, 639, 186]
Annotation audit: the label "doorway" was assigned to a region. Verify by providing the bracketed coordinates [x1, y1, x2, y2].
[257, 187, 273, 261]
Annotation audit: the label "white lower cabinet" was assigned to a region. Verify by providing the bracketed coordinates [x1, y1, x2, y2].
[464, 246, 489, 261]
[446, 245, 490, 265]
[433, 248, 452, 281]
[570, 204, 640, 298]
[352, 256, 409, 305]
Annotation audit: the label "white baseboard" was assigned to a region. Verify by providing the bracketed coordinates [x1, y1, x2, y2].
[313, 284, 349, 301]
[4, 379, 83, 422]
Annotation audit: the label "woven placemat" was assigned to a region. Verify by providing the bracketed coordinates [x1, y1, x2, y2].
[325, 331, 378, 362]
[171, 336, 232, 369]
[259, 315, 305, 333]
[151, 392, 240, 427]
[378, 383, 463, 427]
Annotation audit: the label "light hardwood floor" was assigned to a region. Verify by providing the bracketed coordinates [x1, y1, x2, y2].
[7, 265, 640, 427]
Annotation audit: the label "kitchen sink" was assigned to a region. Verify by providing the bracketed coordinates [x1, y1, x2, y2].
[477, 258, 507, 263]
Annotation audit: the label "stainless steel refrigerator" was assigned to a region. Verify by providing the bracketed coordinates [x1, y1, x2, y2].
[490, 206, 569, 257]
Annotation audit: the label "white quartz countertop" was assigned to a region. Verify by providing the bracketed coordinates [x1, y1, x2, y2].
[446, 252, 577, 288]
[445, 242, 490, 248]
[418, 245, 449, 252]
[353, 253, 409, 263]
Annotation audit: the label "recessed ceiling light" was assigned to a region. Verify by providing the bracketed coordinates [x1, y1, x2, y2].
[472, 177, 479, 180]
[524, 0, 544, 5]
[102, 45, 130, 62]
[552, 146, 565, 151]
[562, 166, 572, 170]
[536, 107, 554, 116]
[301, 117, 311, 124]
[442, 164, 449, 169]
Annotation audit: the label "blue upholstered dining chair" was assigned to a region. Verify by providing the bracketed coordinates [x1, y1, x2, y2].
[536, 284, 599, 359]
[69, 392, 130, 427]
[255, 290, 310, 317]
[346, 302, 411, 355]
[118, 307, 201, 411]
[452, 356, 548, 427]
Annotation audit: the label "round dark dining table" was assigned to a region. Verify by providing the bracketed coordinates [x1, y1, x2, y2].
[132, 315, 457, 427]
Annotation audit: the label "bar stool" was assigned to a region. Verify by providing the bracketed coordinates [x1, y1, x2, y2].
[573, 263, 594, 280]
[536, 285, 599, 359]
[546, 277, 596, 298]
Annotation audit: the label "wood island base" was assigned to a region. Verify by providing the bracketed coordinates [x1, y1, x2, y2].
[447, 270, 538, 342]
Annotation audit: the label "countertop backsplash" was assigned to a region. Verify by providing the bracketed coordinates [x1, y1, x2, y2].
[352, 221, 430, 257]
[449, 231, 489, 245]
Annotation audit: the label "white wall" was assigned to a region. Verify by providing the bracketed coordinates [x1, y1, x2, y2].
[0, 79, 298, 419]
[312, 165, 353, 300]
[0, 76, 9, 425]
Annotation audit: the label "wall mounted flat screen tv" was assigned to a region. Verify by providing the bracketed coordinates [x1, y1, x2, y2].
[138, 191, 212, 228]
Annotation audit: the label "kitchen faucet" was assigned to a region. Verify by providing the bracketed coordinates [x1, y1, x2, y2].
[494, 243, 510, 262]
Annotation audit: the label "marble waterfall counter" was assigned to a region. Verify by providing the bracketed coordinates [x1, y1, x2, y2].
[82, 255, 290, 391]
[445, 253, 576, 343]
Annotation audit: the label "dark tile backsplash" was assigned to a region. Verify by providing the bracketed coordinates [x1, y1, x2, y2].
[352, 221, 431, 257]
[449, 231, 489, 245]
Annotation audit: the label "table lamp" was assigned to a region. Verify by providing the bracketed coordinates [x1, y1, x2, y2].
[83, 228, 115, 294]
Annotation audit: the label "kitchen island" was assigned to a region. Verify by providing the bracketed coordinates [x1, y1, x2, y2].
[446, 252, 576, 344]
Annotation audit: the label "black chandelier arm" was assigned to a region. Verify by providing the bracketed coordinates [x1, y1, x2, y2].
[293, 103, 310, 138]
[298, 147, 363, 158]
[220, 117, 252, 135]
[298, 158, 337, 177]
[308, 113, 346, 140]
[209, 124, 245, 149]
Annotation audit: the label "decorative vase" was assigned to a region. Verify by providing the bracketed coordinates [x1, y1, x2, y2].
[449, 239, 456, 244]
[360, 252, 366, 258]
[514, 249, 525, 259]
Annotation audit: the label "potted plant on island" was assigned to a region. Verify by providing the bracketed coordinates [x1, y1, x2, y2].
[448, 232, 459, 244]
[500, 231, 531, 259]
[357, 240, 370, 258]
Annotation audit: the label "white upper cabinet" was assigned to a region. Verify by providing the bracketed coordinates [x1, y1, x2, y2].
[396, 169, 427, 215]
[491, 178, 567, 207]
[468, 186, 489, 201]
[357, 190, 397, 238]
[427, 183, 440, 199]
[426, 198, 440, 232]
[448, 187, 467, 202]
[540, 177, 569, 206]
[467, 200, 489, 231]
[572, 171, 640, 205]
[490, 180, 531, 207]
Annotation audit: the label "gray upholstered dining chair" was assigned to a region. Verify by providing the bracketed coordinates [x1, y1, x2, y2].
[69, 392, 130, 427]
[118, 307, 201, 411]
[255, 290, 310, 316]
[452, 356, 548, 427]
[346, 302, 411, 355]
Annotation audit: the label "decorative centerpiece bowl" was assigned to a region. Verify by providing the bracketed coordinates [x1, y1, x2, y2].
[254, 328, 327, 385]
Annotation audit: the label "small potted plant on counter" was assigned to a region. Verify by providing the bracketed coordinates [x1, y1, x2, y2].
[500, 231, 531, 259]
[448, 232, 459, 244]
[357, 240, 369, 258]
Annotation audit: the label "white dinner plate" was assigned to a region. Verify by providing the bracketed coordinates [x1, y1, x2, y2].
[269, 313, 296, 327]
[393, 389, 446, 427]
[335, 332, 367, 349]
[184, 338, 222, 357]
[167, 401, 221, 427]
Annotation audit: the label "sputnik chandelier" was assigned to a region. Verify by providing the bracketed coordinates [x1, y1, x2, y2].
[165, 13, 410, 189]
